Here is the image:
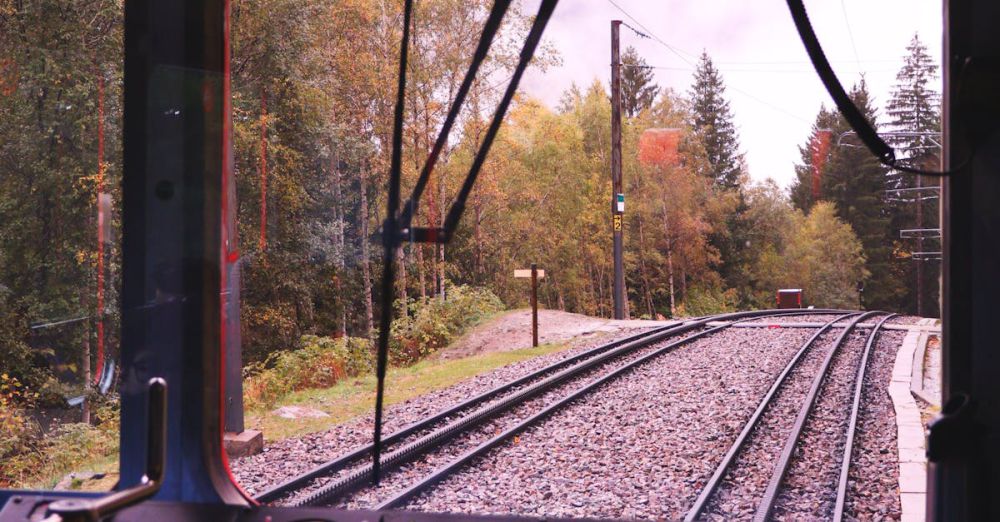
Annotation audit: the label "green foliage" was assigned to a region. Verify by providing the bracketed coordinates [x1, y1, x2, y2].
[620, 46, 659, 118]
[0, 373, 38, 465]
[689, 52, 743, 190]
[390, 283, 504, 365]
[678, 284, 738, 316]
[1, 390, 119, 489]
[243, 335, 373, 411]
[242, 283, 503, 410]
[752, 202, 868, 310]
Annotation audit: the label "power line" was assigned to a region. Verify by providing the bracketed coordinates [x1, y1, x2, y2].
[624, 63, 896, 75]
[607, 0, 812, 124]
[840, 0, 863, 70]
[728, 85, 813, 124]
[605, 0, 697, 67]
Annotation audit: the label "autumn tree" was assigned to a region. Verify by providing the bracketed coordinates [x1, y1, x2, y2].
[779, 203, 867, 309]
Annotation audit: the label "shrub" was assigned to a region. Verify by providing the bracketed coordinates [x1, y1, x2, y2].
[243, 335, 372, 410]
[679, 284, 739, 317]
[389, 283, 504, 365]
[0, 373, 39, 468]
[242, 284, 504, 409]
[0, 386, 119, 488]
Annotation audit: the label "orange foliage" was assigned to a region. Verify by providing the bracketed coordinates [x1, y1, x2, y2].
[637, 128, 682, 168]
[0, 58, 17, 97]
[810, 130, 832, 199]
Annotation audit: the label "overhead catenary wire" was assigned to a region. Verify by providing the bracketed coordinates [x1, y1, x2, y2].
[607, 0, 811, 125]
[784, 0, 967, 176]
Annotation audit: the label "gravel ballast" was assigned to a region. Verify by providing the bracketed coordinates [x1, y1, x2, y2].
[847, 329, 906, 520]
[772, 328, 870, 519]
[404, 327, 819, 519]
[231, 327, 660, 495]
[232, 312, 908, 520]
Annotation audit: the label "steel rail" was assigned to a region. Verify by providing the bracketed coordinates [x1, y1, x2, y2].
[283, 309, 836, 507]
[372, 310, 846, 511]
[258, 309, 837, 503]
[256, 321, 684, 503]
[683, 311, 861, 522]
[752, 311, 883, 522]
[832, 313, 895, 521]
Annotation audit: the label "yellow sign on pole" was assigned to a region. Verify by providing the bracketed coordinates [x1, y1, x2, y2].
[613, 214, 622, 231]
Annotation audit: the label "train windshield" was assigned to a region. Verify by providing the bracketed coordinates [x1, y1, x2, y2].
[1, 1, 943, 519]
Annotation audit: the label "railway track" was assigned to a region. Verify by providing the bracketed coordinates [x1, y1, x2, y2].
[256, 309, 842, 508]
[683, 311, 894, 521]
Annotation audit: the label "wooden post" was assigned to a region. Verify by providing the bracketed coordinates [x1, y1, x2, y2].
[531, 263, 538, 347]
[515, 266, 544, 347]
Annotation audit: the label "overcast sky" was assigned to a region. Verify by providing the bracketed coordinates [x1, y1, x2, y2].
[518, 0, 943, 188]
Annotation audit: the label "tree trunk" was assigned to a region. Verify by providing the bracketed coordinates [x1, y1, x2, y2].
[333, 154, 347, 336]
[474, 197, 484, 277]
[438, 167, 446, 300]
[636, 216, 656, 318]
[660, 201, 677, 317]
[81, 335, 90, 425]
[360, 176, 374, 334]
[397, 244, 408, 317]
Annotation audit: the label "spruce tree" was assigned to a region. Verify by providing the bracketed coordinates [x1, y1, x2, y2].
[620, 46, 659, 118]
[886, 34, 940, 169]
[885, 34, 941, 316]
[688, 52, 749, 302]
[821, 81, 903, 311]
[790, 106, 839, 212]
[689, 52, 743, 190]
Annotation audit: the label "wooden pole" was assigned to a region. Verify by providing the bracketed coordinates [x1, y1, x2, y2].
[610, 20, 625, 320]
[531, 263, 538, 347]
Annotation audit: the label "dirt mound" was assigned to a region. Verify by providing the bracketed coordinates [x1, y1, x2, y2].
[436, 309, 674, 360]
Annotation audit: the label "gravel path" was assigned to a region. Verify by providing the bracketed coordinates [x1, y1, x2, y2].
[846, 329, 905, 520]
[772, 328, 870, 520]
[232, 327, 658, 495]
[403, 327, 818, 519]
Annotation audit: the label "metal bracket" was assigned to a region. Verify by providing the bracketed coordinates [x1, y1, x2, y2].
[927, 393, 980, 462]
[401, 227, 451, 244]
[43, 378, 167, 522]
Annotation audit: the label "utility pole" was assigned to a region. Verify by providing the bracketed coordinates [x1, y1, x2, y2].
[915, 173, 924, 316]
[610, 20, 625, 320]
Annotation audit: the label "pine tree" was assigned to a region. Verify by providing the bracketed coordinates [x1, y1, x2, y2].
[620, 46, 659, 118]
[885, 34, 941, 316]
[688, 52, 743, 190]
[790, 106, 839, 212]
[886, 34, 940, 168]
[821, 81, 903, 311]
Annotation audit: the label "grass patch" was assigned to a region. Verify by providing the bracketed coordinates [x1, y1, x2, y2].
[247, 341, 571, 441]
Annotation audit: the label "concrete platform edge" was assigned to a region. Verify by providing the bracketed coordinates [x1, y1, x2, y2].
[890, 318, 934, 522]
